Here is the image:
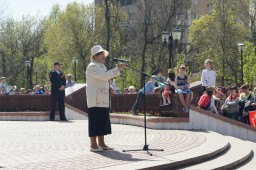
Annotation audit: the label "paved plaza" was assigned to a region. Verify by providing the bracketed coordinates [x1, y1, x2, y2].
[0, 120, 210, 169]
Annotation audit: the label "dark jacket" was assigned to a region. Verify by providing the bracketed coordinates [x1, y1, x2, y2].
[49, 71, 66, 92]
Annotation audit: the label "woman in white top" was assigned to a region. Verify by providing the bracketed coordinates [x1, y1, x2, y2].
[201, 59, 216, 92]
[86, 45, 126, 152]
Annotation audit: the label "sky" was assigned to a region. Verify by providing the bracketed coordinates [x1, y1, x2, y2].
[2, 0, 94, 20]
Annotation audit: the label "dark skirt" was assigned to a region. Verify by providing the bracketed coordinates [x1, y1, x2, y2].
[88, 107, 111, 137]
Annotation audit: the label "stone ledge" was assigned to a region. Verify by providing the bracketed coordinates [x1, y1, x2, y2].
[110, 113, 189, 123]
[0, 112, 50, 116]
[191, 105, 256, 132]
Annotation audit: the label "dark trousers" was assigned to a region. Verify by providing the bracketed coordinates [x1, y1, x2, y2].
[50, 90, 66, 121]
[226, 112, 239, 121]
[131, 92, 145, 112]
[199, 86, 206, 96]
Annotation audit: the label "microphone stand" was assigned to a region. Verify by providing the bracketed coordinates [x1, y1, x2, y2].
[122, 64, 164, 156]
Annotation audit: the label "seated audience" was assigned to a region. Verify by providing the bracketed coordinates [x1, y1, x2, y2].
[124, 88, 129, 94]
[242, 87, 256, 125]
[162, 69, 175, 106]
[43, 85, 49, 94]
[33, 85, 45, 94]
[19, 88, 26, 94]
[130, 75, 157, 115]
[213, 86, 226, 112]
[128, 86, 136, 94]
[25, 89, 33, 94]
[221, 86, 240, 120]
[239, 85, 254, 121]
[110, 78, 120, 94]
[66, 74, 76, 87]
[198, 87, 219, 114]
[174, 65, 191, 113]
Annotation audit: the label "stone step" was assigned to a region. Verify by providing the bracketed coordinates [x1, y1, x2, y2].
[97, 131, 230, 170]
[236, 141, 256, 170]
[0, 112, 53, 121]
[181, 136, 252, 170]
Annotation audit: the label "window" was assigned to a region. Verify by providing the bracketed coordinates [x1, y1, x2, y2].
[129, 13, 136, 21]
[196, 48, 200, 54]
[207, 4, 212, 13]
[120, 0, 125, 6]
[195, 0, 201, 5]
[127, 0, 131, 5]
[121, 0, 137, 6]
[194, 12, 200, 20]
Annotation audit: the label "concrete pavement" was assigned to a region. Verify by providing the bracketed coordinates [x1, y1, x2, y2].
[0, 120, 206, 169]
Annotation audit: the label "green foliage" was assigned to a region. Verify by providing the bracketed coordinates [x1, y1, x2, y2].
[43, 2, 95, 83]
[113, 56, 141, 92]
[42, 2, 128, 84]
[1, 0, 255, 91]
[189, 0, 250, 86]
[243, 42, 256, 87]
[0, 16, 44, 89]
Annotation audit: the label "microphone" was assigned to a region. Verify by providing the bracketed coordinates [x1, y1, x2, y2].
[113, 58, 129, 63]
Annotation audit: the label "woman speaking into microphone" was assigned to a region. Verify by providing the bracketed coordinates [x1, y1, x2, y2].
[86, 45, 126, 152]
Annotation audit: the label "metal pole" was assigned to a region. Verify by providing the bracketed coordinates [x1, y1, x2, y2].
[221, 57, 224, 86]
[36, 71, 38, 85]
[27, 65, 29, 89]
[169, 34, 173, 68]
[74, 61, 77, 82]
[241, 50, 244, 85]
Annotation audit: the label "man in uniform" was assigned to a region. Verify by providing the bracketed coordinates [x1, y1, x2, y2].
[49, 62, 67, 121]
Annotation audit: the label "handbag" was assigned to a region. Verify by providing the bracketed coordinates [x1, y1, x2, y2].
[221, 103, 229, 112]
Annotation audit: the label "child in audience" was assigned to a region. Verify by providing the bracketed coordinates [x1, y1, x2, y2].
[198, 87, 219, 114]
[162, 69, 175, 106]
[174, 65, 191, 113]
[201, 59, 216, 93]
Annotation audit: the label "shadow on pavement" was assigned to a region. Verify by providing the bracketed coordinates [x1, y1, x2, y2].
[95, 150, 149, 161]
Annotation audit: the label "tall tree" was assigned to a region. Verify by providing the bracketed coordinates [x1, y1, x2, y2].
[127, 0, 190, 87]
[189, 0, 248, 86]
[44, 2, 95, 82]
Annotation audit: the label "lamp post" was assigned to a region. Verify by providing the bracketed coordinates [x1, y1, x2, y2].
[34, 67, 38, 85]
[237, 43, 246, 85]
[72, 57, 78, 82]
[186, 42, 192, 73]
[161, 28, 182, 68]
[24, 60, 31, 89]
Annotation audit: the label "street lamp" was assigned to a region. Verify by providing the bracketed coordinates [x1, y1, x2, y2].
[24, 60, 31, 89]
[34, 67, 38, 85]
[237, 43, 246, 85]
[186, 42, 192, 73]
[72, 57, 78, 82]
[162, 28, 182, 68]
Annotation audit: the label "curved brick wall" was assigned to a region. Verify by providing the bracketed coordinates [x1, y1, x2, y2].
[65, 81, 202, 118]
[0, 95, 51, 112]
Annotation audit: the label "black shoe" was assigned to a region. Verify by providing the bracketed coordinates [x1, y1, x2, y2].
[60, 119, 68, 122]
